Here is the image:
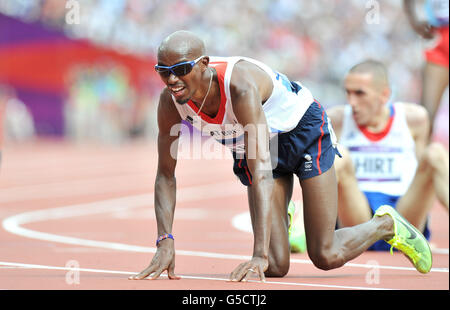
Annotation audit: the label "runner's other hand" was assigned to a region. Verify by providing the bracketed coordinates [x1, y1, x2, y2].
[229, 256, 268, 282]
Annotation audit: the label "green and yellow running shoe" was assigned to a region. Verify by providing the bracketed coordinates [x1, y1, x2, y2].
[374, 205, 432, 274]
[288, 201, 307, 253]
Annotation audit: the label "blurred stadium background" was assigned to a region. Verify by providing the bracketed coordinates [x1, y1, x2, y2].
[0, 0, 448, 146]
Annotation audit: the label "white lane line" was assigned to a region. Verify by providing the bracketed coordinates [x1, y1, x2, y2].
[2, 182, 448, 273]
[2, 181, 244, 254]
[431, 247, 449, 255]
[0, 261, 392, 290]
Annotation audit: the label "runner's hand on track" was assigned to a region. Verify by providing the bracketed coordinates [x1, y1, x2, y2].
[229, 257, 268, 282]
[128, 240, 180, 280]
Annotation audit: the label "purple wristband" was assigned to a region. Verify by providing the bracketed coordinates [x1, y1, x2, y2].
[156, 233, 174, 246]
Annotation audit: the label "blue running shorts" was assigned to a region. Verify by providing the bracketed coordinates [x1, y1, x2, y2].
[232, 101, 341, 186]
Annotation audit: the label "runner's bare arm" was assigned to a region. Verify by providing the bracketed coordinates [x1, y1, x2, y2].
[229, 64, 273, 281]
[129, 88, 182, 280]
[154, 88, 182, 237]
[403, 0, 434, 39]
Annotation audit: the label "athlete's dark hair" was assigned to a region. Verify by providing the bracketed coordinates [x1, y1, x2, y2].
[349, 60, 390, 89]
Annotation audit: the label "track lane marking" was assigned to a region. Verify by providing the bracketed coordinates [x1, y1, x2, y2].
[2, 182, 448, 274]
[0, 261, 393, 290]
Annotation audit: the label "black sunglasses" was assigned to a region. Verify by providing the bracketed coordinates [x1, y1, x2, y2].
[154, 55, 205, 78]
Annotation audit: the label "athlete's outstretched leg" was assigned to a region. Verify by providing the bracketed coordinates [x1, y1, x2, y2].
[300, 166, 394, 270]
[396, 142, 449, 231]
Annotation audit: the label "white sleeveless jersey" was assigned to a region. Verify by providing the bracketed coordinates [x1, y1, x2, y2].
[171, 56, 314, 155]
[339, 102, 418, 196]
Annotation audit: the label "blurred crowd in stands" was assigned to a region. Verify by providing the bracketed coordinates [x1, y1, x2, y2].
[0, 0, 448, 144]
[0, 84, 35, 144]
[63, 62, 157, 144]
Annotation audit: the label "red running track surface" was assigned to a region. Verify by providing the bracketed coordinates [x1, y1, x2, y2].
[0, 139, 448, 290]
